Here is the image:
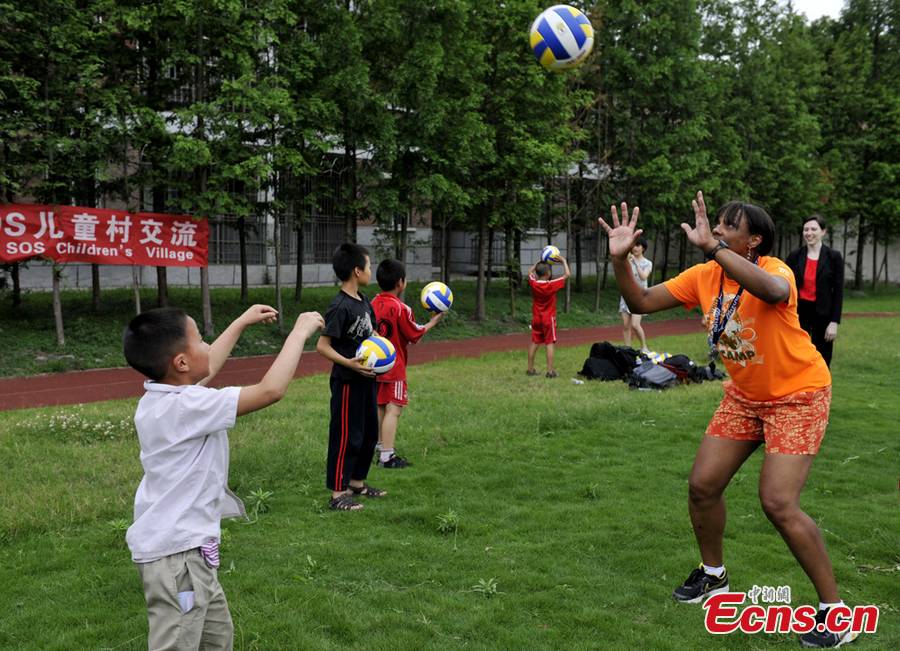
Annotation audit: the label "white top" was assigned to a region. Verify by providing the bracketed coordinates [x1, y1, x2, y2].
[630, 256, 653, 289]
[126, 381, 246, 563]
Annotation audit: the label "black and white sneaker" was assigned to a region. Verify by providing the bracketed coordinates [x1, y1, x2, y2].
[672, 564, 729, 604]
[377, 454, 410, 469]
[799, 608, 860, 648]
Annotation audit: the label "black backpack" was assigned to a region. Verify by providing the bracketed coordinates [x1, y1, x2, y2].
[579, 342, 640, 381]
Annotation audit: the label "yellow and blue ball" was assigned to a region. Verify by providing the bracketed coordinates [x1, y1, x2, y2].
[541, 245, 562, 263]
[356, 335, 396, 374]
[421, 281, 453, 313]
[529, 5, 594, 71]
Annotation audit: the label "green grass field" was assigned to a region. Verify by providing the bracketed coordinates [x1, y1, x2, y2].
[0, 318, 898, 650]
[2, 277, 897, 377]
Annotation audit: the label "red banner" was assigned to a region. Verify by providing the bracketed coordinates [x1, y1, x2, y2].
[0, 204, 209, 267]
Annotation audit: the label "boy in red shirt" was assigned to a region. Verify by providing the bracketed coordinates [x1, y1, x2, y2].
[372, 260, 443, 468]
[527, 255, 570, 378]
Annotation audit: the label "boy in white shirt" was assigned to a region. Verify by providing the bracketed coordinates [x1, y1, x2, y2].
[123, 304, 323, 650]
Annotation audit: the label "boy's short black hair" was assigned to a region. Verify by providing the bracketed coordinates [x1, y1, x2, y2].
[717, 201, 775, 256]
[332, 243, 370, 281]
[376, 259, 406, 291]
[123, 307, 189, 381]
[535, 261, 552, 278]
[634, 236, 649, 252]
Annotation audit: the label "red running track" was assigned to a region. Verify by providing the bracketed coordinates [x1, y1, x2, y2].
[0, 312, 893, 411]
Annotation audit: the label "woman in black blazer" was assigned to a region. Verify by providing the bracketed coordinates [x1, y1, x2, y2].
[786, 216, 844, 366]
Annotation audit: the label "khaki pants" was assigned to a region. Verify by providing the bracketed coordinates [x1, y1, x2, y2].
[137, 549, 233, 651]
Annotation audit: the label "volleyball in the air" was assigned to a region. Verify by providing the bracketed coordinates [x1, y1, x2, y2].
[356, 335, 396, 374]
[529, 5, 594, 71]
[421, 281, 453, 313]
[541, 245, 562, 263]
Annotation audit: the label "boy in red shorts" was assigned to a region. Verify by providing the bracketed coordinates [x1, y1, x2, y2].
[527, 255, 570, 378]
[371, 260, 443, 468]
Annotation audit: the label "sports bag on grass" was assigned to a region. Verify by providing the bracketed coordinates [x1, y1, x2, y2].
[628, 360, 678, 390]
[579, 342, 640, 380]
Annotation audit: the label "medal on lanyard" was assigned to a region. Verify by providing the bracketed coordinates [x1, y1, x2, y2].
[707, 258, 758, 361]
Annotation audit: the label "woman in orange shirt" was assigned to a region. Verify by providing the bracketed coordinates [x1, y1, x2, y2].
[599, 192, 854, 649]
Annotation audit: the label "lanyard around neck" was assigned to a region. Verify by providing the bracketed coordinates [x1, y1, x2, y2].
[708, 258, 759, 358]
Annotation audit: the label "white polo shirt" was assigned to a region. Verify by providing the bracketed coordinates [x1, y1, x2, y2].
[126, 381, 246, 563]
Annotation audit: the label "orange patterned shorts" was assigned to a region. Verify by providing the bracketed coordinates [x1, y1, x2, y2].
[706, 383, 831, 455]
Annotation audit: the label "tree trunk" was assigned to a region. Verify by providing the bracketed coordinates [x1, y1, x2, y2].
[871, 225, 878, 289]
[854, 215, 864, 290]
[52, 264, 65, 346]
[153, 186, 168, 307]
[485, 227, 494, 292]
[238, 215, 248, 302]
[514, 228, 522, 287]
[344, 140, 357, 242]
[273, 208, 284, 333]
[441, 218, 451, 284]
[474, 205, 488, 321]
[91, 264, 101, 311]
[505, 223, 516, 319]
[399, 206, 409, 263]
[842, 218, 848, 263]
[574, 230, 583, 292]
[294, 215, 303, 303]
[11, 262, 21, 307]
[156, 266, 169, 308]
[595, 229, 604, 311]
[660, 229, 671, 282]
[131, 266, 142, 315]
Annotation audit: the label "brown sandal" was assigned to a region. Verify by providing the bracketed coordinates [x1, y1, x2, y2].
[349, 483, 387, 498]
[329, 494, 364, 511]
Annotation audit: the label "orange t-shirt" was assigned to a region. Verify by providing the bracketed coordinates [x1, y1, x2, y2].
[663, 256, 830, 401]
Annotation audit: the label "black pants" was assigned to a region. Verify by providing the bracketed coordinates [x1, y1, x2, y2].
[798, 299, 834, 367]
[326, 377, 378, 491]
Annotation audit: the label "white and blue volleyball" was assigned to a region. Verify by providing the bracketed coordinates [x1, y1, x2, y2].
[541, 245, 562, 263]
[529, 5, 594, 71]
[421, 281, 453, 313]
[356, 335, 396, 374]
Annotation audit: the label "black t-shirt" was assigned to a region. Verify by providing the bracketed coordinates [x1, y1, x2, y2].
[323, 289, 376, 382]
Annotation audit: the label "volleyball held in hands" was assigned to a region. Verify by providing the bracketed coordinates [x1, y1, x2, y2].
[421, 281, 454, 313]
[541, 245, 562, 263]
[356, 335, 396, 374]
[529, 5, 594, 71]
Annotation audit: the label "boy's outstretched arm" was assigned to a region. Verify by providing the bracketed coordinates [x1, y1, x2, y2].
[197, 305, 278, 386]
[560, 256, 571, 279]
[200, 304, 278, 386]
[237, 311, 325, 416]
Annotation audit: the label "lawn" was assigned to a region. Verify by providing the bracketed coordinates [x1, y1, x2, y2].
[0, 318, 897, 650]
[1, 276, 897, 377]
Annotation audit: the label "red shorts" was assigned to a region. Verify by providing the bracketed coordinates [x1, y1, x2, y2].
[706, 382, 831, 455]
[377, 380, 408, 407]
[530, 315, 558, 344]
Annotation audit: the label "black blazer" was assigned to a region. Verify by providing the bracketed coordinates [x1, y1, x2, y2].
[785, 245, 844, 323]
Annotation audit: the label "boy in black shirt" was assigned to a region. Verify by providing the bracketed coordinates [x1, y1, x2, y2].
[316, 243, 387, 511]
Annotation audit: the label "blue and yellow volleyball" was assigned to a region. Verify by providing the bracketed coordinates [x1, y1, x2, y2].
[421, 281, 453, 313]
[529, 5, 594, 71]
[356, 335, 396, 374]
[541, 245, 562, 263]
